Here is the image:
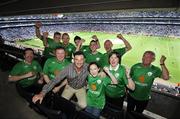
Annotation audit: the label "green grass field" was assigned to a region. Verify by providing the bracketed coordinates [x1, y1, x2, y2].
[16, 31, 180, 84]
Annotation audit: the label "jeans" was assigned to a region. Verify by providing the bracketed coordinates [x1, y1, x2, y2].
[85, 106, 101, 117]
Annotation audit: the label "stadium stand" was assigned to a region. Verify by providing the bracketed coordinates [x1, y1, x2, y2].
[0, 8, 179, 119]
[0, 8, 180, 42]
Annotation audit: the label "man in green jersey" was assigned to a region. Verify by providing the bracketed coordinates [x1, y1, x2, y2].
[84, 40, 103, 67]
[33, 51, 89, 109]
[8, 48, 43, 102]
[35, 21, 62, 59]
[61, 33, 76, 62]
[74, 35, 100, 53]
[101, 34, 132, 67]
[43, 46, 70, 92]
[127, 51, 169, 113]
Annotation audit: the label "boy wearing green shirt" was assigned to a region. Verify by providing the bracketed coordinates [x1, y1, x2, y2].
[127, 51, 169, 113]
[43, 36, 62, 58]
[43, 47, 70, 93]
[61, 33, 76, 62]
[43, 47, 70, 83]
[74, 35, 100, 54]
[84, 40, 103, 67]
[35, 21, 62, 59]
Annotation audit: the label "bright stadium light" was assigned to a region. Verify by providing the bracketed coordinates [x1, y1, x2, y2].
[52, 13, 64, 18]
[57, 14, 63, 18]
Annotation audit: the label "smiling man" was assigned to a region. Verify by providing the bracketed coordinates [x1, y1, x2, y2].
[32, 51, 88, 109]
[127, 51, 169, 113]
[8, 48, 43, 102]
[84, 40, 103, 67]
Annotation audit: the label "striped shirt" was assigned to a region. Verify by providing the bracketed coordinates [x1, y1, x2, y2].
[42, 63, 89, 94]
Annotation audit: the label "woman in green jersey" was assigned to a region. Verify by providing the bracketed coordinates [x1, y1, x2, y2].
[105, 51, 135, 111]
[85, 62, 118, 117]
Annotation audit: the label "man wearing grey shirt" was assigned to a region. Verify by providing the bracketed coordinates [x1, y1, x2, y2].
[32, 51, 88, 109]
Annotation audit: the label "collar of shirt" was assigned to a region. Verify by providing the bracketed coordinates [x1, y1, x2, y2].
[23, 60, 32, 65]
[55, 58, 65, 63]
[109, 64, 119, 71]
[72, 63, 87, 73]
[141, 63, 152, 68]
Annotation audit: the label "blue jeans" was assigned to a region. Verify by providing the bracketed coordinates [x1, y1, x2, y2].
[85, 106, 101, 117]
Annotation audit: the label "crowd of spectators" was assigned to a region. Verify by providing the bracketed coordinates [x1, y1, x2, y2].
[0, 8, 179, 119]
[0, 9, 180, 41]
[64, 8, 180, 19]
[0, 8, 179, 21]
[0, 8, 179, 42]
[0, 23, 179, 42]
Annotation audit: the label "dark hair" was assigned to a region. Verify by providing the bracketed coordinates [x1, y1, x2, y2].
[74, 36, 81, 42]
[62, 33, 69, 38]
[55, 46, 65, 51]
[88, 62, 100, 72]
[89, 40, 96, 45]
[108, 51, 121, 64]
[23, 48, 34, 55]
[54, 32, 61, 36]
[143, 51, 155, 57]
[73, 51, 85, 58]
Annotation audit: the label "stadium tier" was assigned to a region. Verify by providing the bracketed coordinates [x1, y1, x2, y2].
[0, 8, 180, 119]
[0, 9, 180, 41]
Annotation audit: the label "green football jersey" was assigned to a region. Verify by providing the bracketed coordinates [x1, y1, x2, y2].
[62, 43, 76, 62]
[101, 47, 126, 67]
[10, 60, 42, 88]
[85, 51, 103, 67]
[105, 65, 128, 98]
[87, 75, 111, 109]
[129, 63, 162, 101]
[43, 38, 62, 58]
[80, 45, 90, 54]
[43, 57, 70, 80]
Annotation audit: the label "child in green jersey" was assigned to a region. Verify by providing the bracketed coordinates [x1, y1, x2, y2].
[85, 62, 118, 117]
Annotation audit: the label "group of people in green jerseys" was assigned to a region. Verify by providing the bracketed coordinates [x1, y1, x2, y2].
[8, 21, 169, 118]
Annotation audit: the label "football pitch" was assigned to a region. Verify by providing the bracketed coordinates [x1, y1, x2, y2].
[16, 31, 180, 84]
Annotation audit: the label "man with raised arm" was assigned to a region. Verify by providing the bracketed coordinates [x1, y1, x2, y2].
[127, 51, 169, 113]
[101, 34, 132, 67]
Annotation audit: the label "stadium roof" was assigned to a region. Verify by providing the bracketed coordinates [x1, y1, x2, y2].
[0, 0, 179, 16]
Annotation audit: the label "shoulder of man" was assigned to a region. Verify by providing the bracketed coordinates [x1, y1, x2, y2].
[32, 60, 41, 64]
[151, 65, 161, 71]
[84, 63, 89, 68]
[131, 63, 141, 69]
[69, 43, 76, 47]
[12, 61, 23, 68]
